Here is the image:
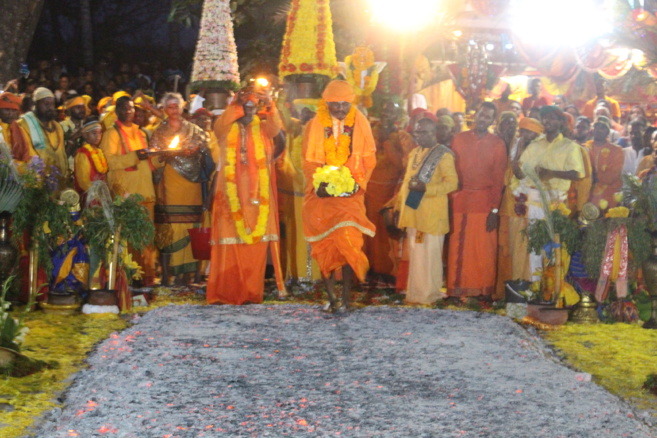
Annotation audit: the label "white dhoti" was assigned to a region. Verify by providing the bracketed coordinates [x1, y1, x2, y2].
[405, 228, 445, 305]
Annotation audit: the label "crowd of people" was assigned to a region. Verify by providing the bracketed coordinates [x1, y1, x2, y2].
[0, 66, 654, 312]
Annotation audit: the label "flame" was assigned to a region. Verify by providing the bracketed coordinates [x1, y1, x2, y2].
[168, 135, 180, 149]
[256, 77, 269, 88]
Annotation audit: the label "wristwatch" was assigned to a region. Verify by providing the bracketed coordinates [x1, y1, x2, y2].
[491, 208, 499, 214]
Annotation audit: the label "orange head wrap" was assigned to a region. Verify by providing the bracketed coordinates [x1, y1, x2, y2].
[112, 91, 131, 102]
[0, 92, 22, 111]
[97, 96, 112, 113]
[518, 117, 544, 134]
[322, 80, 355, 103]
[65, 96, 86, 109]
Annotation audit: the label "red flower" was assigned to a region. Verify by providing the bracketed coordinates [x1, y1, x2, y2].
[287, 64, 297, 72]
[300, 63, 313, 72]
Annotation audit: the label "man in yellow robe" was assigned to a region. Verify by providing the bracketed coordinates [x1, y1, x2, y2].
[395, 116, 458, 305]
[11, 87, 68, 177]
[100, 96, 163, 285]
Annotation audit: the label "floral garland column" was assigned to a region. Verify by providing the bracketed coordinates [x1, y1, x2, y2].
[278, 0, 339, 80]
[190, 0, 240, 92]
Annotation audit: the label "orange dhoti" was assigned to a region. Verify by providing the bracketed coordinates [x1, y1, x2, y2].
[364, 180, 397, 276]
[309, 224, 369, 281]
[206, 241, 268, 305]
[447, 212, 497, 297]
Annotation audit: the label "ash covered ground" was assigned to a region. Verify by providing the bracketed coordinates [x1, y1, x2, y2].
[29, 305, 655, 437]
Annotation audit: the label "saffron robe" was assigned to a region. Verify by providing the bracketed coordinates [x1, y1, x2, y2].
[302, 109, 377, 281]
[447, 130, 507, 297]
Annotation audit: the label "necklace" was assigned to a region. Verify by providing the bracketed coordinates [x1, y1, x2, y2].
[317, 102, 356, 166]
[225, 116, 270, 244]
[83, 144, 108, 174]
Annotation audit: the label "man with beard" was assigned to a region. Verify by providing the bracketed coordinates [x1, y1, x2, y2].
[60, 95, 89, 159]
[207, 86, 287, 305]
[0, 92, 22, 147]
[572, 116, 591, 145]
[101, 96, 163, 285]
[11, 87, 68, 175]
[302, 80, 376, 313]
[394, 116, 458, 305]
[585, 116, 623, 210]
[517, 105, 585, 280]
[447, 102, 506, 302]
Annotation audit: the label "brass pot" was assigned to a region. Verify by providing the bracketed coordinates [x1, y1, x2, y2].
[570, 292, 599, 324]
[204, 89, 231, 110]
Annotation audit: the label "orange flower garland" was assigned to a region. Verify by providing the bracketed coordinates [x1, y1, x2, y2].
[316, 102, 356, 167]
[83, 144, 108, 174]
[225, 117, 270, 244]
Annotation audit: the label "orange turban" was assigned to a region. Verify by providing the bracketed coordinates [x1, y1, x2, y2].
[322, 80, 355, 103]
[519, 117, 544, 134]
[65, 96, 86, 109]
[0, 92, 22, 110]
[112, 91, 131, 102]
[97, 96, 112, 113]
[134, 95, 154, 109]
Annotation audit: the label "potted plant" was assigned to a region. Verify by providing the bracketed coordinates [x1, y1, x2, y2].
[82, 182, 154, 312]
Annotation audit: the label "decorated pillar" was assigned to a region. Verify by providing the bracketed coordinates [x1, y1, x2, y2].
[278, 0, 339, 99]
[190, 0, 240, 110]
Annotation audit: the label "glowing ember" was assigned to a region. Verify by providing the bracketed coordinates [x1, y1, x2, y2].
[168, 135, 180, 149]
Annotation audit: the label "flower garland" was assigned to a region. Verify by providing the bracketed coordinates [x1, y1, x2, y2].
[225, 117, 270, 244]
[83, 144, 108, 174]
[190, 0, 240, 91]
[316, 102, 356, 167]
[312, 165, 356, 196]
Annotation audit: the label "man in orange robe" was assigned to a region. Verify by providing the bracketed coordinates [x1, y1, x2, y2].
[207, 88, 286, 305]
[447, 102, 507, 300]
[365, 101, 414, 281]
[585, 116, 624, 210]
[302, 80, 376, 312]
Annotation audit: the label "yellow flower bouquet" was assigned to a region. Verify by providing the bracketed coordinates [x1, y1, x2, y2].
[312, 165, 357, 197]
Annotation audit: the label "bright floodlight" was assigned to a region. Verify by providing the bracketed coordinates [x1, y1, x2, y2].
[368, 0, 441, 32]
[510, 0, 612, 46]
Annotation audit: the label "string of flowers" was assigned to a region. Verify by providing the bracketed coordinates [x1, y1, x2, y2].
[316, 102, 356, 166]
[225, 117, 270, 244]
[278, 0, 338, 78]
[189, 0, 240, 91]
[82, 144, 108, 174]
